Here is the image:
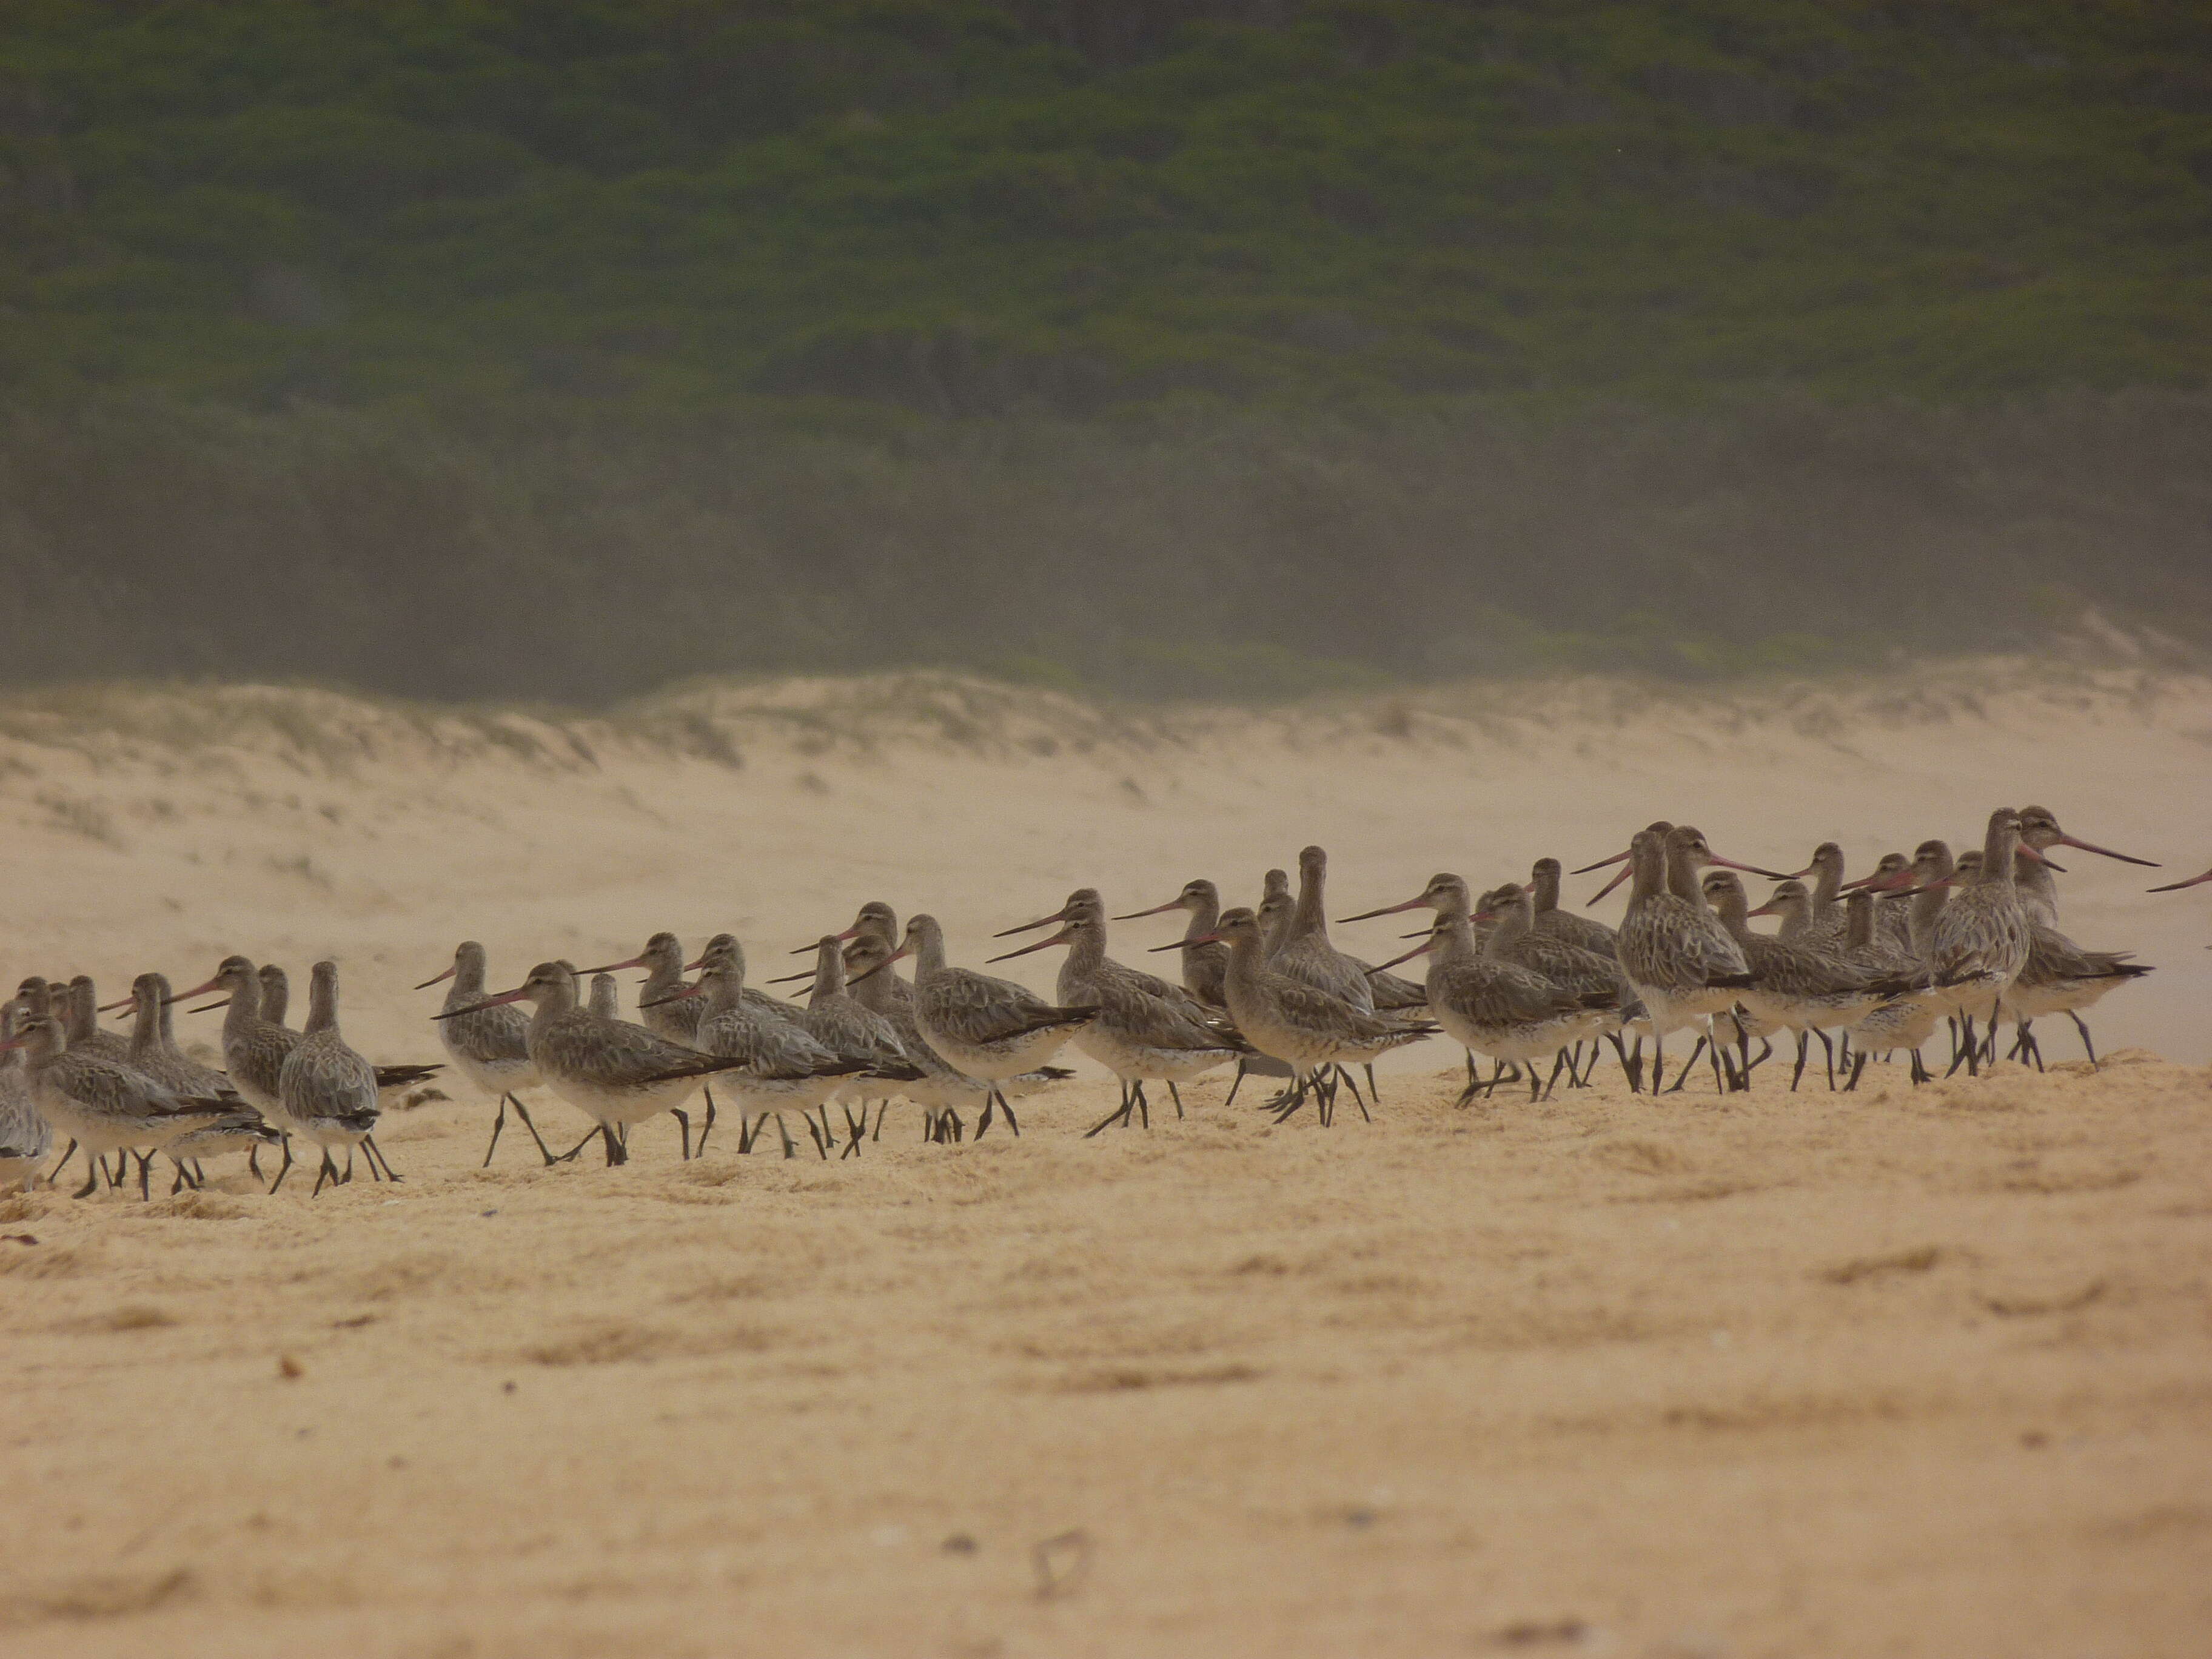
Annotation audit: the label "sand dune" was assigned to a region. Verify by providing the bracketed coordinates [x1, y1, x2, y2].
[2, 662, 2208, 1655]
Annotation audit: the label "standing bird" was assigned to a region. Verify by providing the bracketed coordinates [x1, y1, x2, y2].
[1717, 877, 1915, 1089]
[115, 973, 269, 1193]
[1925, 808, 2045, 1075]
[793, 935, 924, 1151]
[418, 941, 554, 1168]
[837, 933, 1073, 1144]
[0, 1001, 54, 1192]
[872, 915, 1097, 1138]
[1473, 882, 1640, 1086]
[1369, 909, 1613, 1104]
[1615, 827, 1759, 1094]
[649, 956, 871, 1157]
[1, 1017, 232, 1200]
[278, 961, 394, 1196]
[990, 896, 1250, 1133]
[1178, 908, 1435, 1125]
[441, 963, 759, 1166]
[172, 956, 304, 1188]
[1117, 880, 1296, 1104]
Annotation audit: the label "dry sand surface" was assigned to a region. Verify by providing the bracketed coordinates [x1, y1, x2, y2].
[2, 662, 2210, 1657]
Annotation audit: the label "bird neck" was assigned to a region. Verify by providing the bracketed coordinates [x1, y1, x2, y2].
[129, 990, 161, 1061]
[303, 976, 339, 1036]
[223, 977, 263, 1040]
[1289, 864, 1328, 944]
[810, 945, 845, 1004]
[1182, 890, 1220, 941]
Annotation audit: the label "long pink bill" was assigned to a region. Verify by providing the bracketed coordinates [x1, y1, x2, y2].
[1584, 862, 1635, 907]
[2050, 833, 2160, 869]
[1569, 850, 1629, 876]
[414, 964, 458, 990]
[987, 929, 1074, 963]
[846, 947, 911, 988]
[792, 925, 865, 956]
[2148, 864, 2212, 893]
[1336, 896, 1430, 923]
[433, 987, 532, 1020]
[1112, 899, 1186, 920]
[575, 954, 649, 976]
[1151, 933, 1222, 952]
[993, 908, 1071, 940]
[1368, 937, 1437, 974]
[638, 984, 705, 1009]
[1709, 854, 1803, 882]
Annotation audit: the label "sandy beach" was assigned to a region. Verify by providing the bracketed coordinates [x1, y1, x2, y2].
[2, 662, 2208, 1657]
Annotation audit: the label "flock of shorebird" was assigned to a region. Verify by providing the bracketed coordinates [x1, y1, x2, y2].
[4, 805, 2202, 1200]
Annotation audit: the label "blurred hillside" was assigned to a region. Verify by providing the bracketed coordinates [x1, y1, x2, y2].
[6, 1, 2210, 408]
[2, 3, 2209, 700]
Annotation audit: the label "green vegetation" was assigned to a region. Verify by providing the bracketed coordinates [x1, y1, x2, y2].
[5, 1, 2210, 412]
[2, 3, 2208, 702]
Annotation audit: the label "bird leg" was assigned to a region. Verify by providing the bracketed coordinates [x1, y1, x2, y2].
[1707, 1024, 1733, 1094]
[508, 1097, 555, 1165]
[697, 1086, 717, 1156]
[311, 1150, 341, 1197]
[267, 1136, 297, 1193]
[994, 1087, 1021, 1136]
[247, 1143, 263, 1181]
[839, 1104, 868, 1158]
[1223, 1060, 1248, 1113]
[552, 1127, 597, 1163]
[873, 1100, 890, 1141]
[1167, 1079, 1185, 1120]
[672, 1107, 693, 1161]
[1665, 1035, 1706, 1093]
[1364, 1063, 1381, 1104]
[803, 1114, 830, 1159]
[1084, 1082, 1134, 1138]
[133, 1151, 154, 1202]
[1606, 1034, 1639, 1093]
[2014, 1021, 2044, 1073]
[1451, 1060, 1483, 1110]
[1791, 1031, 1811, 1091]
[169, 1158, 192, 1196]
[1336, 1066, 1372, 1122]
[1815, 1028, 1837, 1090]
[2068, 1010, 2100, 1069]
[771, 1113, 800, 1157]
[481, 1095, 510, 1167]
[1133, 1079, 1150, 1131]
[601, 1124, 627, 1167]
